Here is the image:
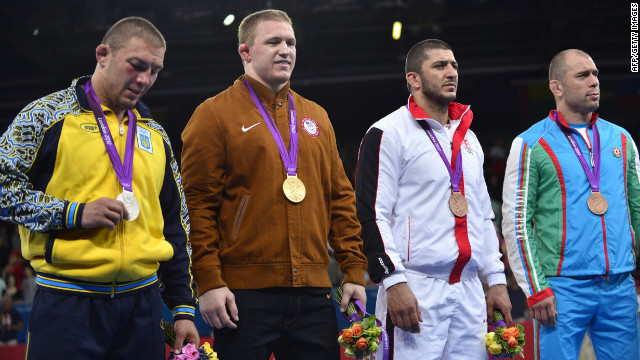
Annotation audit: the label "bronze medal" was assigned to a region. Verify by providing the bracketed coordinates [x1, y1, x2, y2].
[587, 191, 608, 215]
[283, 175, 306, 203]
[449, 191, 468, 217]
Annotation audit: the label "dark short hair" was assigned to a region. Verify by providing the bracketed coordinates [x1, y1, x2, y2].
[238, 9, 292, 46]
[102, 16, 166, 51]
[405, 39, 452, 76]
[405, 39, 452, 92]
[549, 49, 591, 81]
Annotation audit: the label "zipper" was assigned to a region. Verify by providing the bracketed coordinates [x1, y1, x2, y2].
[601, 216, 609, 276]
[110, 281, 116, 298]
[116, 125, 126, 282]
[119, 123, 124, 136]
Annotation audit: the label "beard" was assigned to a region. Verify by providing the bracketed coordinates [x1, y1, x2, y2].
[420, 77, 456, 109]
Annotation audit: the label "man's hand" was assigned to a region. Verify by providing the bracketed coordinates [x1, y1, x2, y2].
[486, 284, 513, 324]
[530, 295, 557, 326]
[81, 197, 129, 230]
[198, 287, 239, 329]
[340, 283, 367, 314]
[387, 282, 422, 333]
[173, 319, 200, 354]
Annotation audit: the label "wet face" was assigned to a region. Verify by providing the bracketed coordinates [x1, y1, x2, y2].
[240, 20, 296, 93]
[554, 53, 600, 115]
[417, 49, 458, 108]
[97, 37, 165, 114]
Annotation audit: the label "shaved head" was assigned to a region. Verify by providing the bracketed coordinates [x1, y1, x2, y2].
[549, 49, 592, 81]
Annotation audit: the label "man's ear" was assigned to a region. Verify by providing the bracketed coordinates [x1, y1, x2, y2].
[549, 80, 563, 97]
[406, 72, 421, 91]
[96, 44, 109, 66]
[238, 44, 251, 63]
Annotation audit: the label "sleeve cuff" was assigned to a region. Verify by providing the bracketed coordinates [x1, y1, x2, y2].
[193, 266, 226, 296]
[64, 202, 86, 229]
[342, 265, 367, 287]
[172, 305, 196, 321]
[484, 273, 507, 287]
[527, 287, 554, 307]
[381, 272, 408, 290]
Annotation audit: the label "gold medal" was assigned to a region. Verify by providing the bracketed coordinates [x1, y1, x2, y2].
[283, 175, 306, 203]
[449, 191, 468, 217]
[587, 191, 608, 215]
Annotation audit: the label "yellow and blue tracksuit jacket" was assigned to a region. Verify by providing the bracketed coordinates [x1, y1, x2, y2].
[0, 76, 196, 320]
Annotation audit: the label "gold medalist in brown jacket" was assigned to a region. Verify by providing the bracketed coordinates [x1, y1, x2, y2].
[182, 75, 367, 294]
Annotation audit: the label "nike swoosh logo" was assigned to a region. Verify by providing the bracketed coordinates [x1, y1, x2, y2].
[242, 123, 261, 132]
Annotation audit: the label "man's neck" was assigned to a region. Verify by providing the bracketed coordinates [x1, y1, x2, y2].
[89, 74, 127, 123]
[557, 105, 592, 125]
[413, 92, 449, 126]
[245, 72, 286, 96]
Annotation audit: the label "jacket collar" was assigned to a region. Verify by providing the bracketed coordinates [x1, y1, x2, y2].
[72, 76, 153, 121]
[550, 109, 598, 129]
[240, 74, 291, 102]
[407, 95, 473, 125]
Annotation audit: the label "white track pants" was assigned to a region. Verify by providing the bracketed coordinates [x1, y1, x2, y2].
[375, 271, 488, 360]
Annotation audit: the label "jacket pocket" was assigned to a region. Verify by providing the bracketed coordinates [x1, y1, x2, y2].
[231, 194, 250, 244]
[45, 233, 56, 264]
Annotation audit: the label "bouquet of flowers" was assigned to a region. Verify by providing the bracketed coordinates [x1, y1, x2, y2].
[485, 310, 525, 359]
[332, 286, 388, 360]
[161, 320, 218, 360]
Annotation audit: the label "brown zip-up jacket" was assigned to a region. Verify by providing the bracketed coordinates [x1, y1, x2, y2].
[181, 75, 367, 294]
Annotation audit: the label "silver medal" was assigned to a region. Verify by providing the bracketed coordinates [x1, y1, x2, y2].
[117, 190, 140, 221]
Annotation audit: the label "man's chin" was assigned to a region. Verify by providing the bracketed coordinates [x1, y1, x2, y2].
[120, 99, 138, 110]
[437, 94, 456, 108]
[584, 102, 599, 113]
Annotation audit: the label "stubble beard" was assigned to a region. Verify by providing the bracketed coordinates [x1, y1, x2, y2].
[421, 79, 456, 111]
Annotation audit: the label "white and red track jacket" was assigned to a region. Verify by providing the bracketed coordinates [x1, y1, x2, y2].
[355, 96, 506, 290]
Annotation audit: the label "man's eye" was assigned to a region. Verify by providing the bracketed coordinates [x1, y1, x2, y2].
[131, 63, 147, 71]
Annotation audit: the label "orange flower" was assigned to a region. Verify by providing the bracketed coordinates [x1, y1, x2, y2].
[351, 324, 363, 336]
[342, 329, 354, 343]
[508, 338, 519, 349]
[508, 326, 519, 338]
[501, 331, 511, 341]
[355, 337, 369, 350]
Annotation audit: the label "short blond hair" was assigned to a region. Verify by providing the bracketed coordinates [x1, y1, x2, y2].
[102, 16, 166, 51]
[238, 9, 292, 46]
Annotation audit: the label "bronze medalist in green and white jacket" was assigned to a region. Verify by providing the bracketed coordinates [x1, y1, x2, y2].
[502, 110, 640, 307]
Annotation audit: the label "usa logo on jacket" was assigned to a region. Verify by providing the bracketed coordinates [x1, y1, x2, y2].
[301, 117, 319, 138]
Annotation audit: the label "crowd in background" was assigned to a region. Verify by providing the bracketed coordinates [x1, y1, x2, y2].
[0, 223, 35, 305]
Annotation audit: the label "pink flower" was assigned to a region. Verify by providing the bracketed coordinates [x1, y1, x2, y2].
[174, 343, 200, 360]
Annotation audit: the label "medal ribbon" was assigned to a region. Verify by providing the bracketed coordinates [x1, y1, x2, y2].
[243, 78, 298, 176]
[407, 98, 467, 192]
[552, 110, 601, 192]
[406, 97, 472, 284]
[84, 79, 136, 192]
[416, 120, 463, 192]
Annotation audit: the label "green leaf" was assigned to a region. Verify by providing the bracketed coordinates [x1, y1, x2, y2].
[160, 320, 176, 348]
